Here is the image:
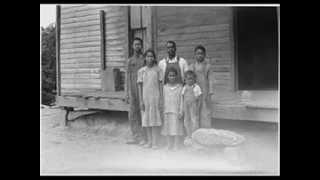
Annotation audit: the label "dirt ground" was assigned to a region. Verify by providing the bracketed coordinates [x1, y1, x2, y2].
[40, 107, 279, 175]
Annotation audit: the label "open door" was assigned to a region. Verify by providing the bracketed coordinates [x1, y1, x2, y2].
[234, 7, 278, 90]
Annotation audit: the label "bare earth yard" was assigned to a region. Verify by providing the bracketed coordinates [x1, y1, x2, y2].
[40, 108, 279, 175]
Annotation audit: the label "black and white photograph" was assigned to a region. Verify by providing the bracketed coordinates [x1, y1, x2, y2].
[40, 4, 280, 175]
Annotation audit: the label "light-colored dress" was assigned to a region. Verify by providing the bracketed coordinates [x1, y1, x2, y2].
[189, 60, 214, 128]
[137, 66, 163, 127]
[161, 84, 184, 136]
[181, 84, 202, 134]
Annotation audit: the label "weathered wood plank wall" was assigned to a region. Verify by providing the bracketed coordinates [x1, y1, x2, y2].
[104, 6, 128, 68]
[156, 6, 278, 122]
[156, 7, 234, 92]
[60, 5, 128, 94]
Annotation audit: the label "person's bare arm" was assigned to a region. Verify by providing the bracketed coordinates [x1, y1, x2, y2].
[196, 94, 202, 121]
[207, 64, 215, 97]
[179, 90, 184, 120]
[159, 79, 164, 110]
[138, 82, 144, 111]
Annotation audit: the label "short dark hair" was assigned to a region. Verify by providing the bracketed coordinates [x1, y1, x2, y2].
[166, 67, 178, 76]
[133, 37, 143, 45]
[194, 45, 206, 54]
[185, 70, 197, 80]
[144, 49, 157, 65]
[166, 41, 176, 49]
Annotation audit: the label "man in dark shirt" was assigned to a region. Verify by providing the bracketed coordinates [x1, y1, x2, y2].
[126, 37, 146, 145]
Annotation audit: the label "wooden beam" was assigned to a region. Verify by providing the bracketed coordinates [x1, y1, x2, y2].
[100, 10, 106, 70]
[232, 7, 239, 91]
[228, 7, 236, 92]
[56, 95, 129, 111]
[56, 5, 61, 96]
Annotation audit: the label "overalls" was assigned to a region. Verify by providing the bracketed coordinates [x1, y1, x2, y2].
[183, 85, 199, 135]
[127, 55, 146, 141]
[190, 61, 212, 128]
[164, 57, 183, 85]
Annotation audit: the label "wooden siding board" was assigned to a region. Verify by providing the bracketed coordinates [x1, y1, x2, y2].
[157, 6, 228, 17]
[105, 28, 127, 36]
[60, 26, 101, 35]
[61, 7, 122, 22]
[61, 5, 120, 14]
[61, 73, 101, 79]
[104, 22, 127, 30]
[105, 16, 126, 24]
[158, 16, 230, 30]
[61, 19, 100, 29]
[105, 35, 126, 42]
[158, 24, 230, 35]
[61, 10, 125, 26]
[61, 84, 101, 89]
[158, 31, 230, 42]
[61, 30, 100, 40]
[61, 14, 99, 25]
[60, 68, 100, 73]
[61, 51, 101, 58]
[105, 61, 125, 67]
[61, 36, 100, 44]
[60, 57, 100, 63]
[61, 46, 100, 54]
[61, 62, 101, 69]
[61, 41, 100, 49]
[61, 78, 101, 84]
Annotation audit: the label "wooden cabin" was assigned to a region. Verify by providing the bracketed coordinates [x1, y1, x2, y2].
[55, 5, 279, 123]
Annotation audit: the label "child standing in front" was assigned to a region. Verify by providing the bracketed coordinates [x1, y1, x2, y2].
[181, 70, 202, 141]
[161, 67, 184, 151]
[137, 49, 163, 149]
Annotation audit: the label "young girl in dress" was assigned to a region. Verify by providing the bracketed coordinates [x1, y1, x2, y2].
[161, 67, 184, 151]
[181, 70, 202, 141]
[137, 49, 163, 149]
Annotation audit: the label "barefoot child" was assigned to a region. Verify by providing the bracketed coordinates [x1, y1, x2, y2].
[181, 70, 202, 141]
[161, 67, 184, 151]
[137, 49, 163, 149]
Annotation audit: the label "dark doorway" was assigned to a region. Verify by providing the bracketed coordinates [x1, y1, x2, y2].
[235, 7, 279, 90]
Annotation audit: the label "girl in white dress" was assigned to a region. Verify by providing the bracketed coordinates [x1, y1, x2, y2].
[161, 67, 184, 151]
